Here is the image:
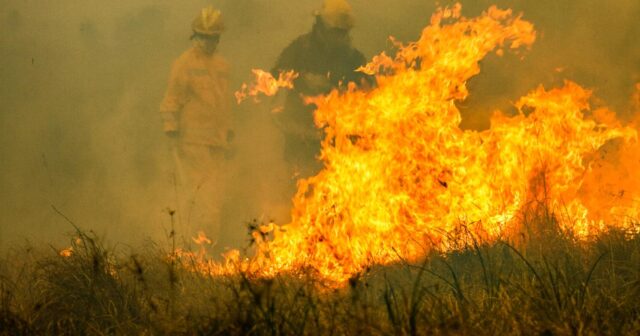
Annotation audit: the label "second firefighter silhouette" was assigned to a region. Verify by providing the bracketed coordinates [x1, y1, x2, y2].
[272, 0, 370, 181]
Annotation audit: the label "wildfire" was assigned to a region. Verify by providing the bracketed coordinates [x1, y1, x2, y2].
[235, 69, 299, 104]
[193, 4, 639, 285]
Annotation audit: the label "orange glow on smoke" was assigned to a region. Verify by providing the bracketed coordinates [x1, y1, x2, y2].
[185, 4, 639, 286]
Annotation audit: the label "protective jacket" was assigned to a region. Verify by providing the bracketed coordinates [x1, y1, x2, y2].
[272, 32, 368, 127]
[160, 47, 232, 147]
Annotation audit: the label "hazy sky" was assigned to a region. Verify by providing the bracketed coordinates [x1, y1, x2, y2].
[1, 0, 638, 250]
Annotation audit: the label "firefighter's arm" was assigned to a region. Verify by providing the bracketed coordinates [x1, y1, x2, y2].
[160, 61, 188, 135]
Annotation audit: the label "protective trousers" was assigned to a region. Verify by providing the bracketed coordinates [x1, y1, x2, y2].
[173, 142, 227, 243]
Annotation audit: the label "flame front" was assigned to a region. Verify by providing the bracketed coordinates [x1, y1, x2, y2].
[202, 5, 639, 285]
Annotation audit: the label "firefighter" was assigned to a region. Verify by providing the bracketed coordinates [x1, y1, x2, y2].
[272, 0, 371, 182]
[160, 6, 233, 241]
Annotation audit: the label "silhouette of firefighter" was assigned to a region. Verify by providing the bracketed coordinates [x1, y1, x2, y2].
[160, 7, 234, 241]
[272, 0, 371, 182]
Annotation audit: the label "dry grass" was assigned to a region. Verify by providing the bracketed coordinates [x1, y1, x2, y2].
[1, 216, 639, 335]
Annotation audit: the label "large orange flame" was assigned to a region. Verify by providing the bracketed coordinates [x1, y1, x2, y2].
[193, 4, 639, 285]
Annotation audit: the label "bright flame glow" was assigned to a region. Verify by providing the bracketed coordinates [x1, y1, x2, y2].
[187, 4, 639, 286]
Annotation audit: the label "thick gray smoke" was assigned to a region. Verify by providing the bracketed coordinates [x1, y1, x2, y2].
[1, 0, 638, 251]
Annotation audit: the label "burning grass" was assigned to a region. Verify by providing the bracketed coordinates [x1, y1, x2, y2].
[3, 3, 640, 334]
[223, 4, 640, 285]
[1, 216, 639, 335]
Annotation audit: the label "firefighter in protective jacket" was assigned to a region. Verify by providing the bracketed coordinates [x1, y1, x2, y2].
[160, 6, 233, 239]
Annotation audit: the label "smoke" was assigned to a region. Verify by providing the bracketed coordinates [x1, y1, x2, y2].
[1, 0, 638, 250]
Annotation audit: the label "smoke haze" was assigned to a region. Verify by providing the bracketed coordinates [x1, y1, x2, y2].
[1, 0, 638, 251]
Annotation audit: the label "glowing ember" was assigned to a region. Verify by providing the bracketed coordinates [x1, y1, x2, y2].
[189, 4, 639, 285]
[235, 69, 299, 104]
[59, 247, 73, 258]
